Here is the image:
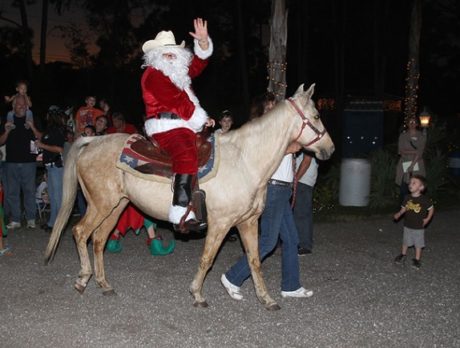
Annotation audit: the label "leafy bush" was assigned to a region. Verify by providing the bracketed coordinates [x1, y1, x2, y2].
[368, 149, 398, 209]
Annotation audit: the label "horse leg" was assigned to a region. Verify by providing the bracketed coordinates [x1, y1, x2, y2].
[237, 220, 280, 311]
[92, 203, 127, 296]
[72, 209, 99, 294]
[189, 225, 228, 308]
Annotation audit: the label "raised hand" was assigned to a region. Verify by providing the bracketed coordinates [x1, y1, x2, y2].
[189, 18, 209, 49]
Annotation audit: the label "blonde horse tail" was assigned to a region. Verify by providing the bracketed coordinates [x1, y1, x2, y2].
[44, 137, 95, 264]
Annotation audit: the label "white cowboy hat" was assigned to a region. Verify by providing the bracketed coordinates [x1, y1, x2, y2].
[142, 30, 185, 53]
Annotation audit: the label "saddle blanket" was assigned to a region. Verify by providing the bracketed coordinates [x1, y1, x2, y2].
[116, 133, 220, 184]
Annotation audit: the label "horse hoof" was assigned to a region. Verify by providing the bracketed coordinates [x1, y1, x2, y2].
[266, 303, 281, 311]
[102, 289, 116, 296]
[193, 300, 209, 308]
[74, 283, 86, 294]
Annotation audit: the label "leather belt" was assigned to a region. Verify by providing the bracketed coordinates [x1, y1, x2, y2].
[268, 179, 293, 187]
[157, 112, 180, 120]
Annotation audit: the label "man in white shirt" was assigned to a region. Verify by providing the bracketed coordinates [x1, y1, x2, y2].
[293, 152, 318, 255]
[221, 148, 314, 300]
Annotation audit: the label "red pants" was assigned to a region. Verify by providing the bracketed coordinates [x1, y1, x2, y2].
[152, 128, 198, 174]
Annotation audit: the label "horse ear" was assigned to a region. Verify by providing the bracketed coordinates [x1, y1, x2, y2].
[305, 83, 316, 99]
[293, 84, 305, 98]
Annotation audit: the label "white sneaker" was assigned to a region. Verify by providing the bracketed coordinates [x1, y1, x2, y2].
[6, 221, 21, 229]
[281, 287, 314, 298]
[220, 274, 243, 300]
[27, 220, 36, 229]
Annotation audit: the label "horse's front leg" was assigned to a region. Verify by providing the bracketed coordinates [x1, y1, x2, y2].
[238, 220, 280, 311]
[190, 225, 227, 308]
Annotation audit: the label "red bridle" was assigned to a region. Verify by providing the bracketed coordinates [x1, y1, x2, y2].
[288, 98, 327, 146]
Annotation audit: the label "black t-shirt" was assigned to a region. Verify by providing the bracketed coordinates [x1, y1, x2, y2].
[402, 194, 433, 229]
[1, 113, 39, 163]
[41, 126, 66, 165]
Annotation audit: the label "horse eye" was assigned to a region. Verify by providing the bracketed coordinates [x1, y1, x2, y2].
[314, 113, 320, 120]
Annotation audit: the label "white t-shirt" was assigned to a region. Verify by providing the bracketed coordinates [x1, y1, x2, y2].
[271, 154, 294, 183]
[296, 154, 318, 187]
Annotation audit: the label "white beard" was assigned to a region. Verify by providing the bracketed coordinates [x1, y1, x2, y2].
[142, 47, 193, 90]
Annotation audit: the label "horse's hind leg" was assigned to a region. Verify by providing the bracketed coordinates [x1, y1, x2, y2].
[237, 220, 280, 311]
[92, 202, 127, 296]
[190, 225, 227, 308]
[73, 209, 99, 294]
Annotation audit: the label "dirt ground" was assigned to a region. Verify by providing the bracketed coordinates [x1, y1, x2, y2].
[0, 208, 459, 347]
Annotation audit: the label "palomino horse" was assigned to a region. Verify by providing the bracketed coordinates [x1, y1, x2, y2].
[45, 84, 334, 310]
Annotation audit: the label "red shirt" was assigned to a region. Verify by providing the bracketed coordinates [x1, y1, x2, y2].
[107, 123, 138, 134]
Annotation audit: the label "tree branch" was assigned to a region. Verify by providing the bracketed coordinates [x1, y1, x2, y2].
[0, 15, 22, 27]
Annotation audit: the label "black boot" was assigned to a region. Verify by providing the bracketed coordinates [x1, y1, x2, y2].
[172, 174, 207, 233]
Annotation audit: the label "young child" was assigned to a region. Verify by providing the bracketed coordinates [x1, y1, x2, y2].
[4, 80, 32, 109]
[393, 174, 434, 269]
[95, 115, 109, 135]
[5, 80, 34, 126]
[215, 110, 234, 134]
[74, 95, 104, 136]
[82, 125, 96, 137]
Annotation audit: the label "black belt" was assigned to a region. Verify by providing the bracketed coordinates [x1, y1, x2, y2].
[157, 112, 180, 120]
[268, 179, 293, 187]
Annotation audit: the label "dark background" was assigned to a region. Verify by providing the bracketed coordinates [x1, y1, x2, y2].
[1, 0, 459, 144]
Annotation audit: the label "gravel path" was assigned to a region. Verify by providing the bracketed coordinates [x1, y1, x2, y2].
[1, 209, 459, 347]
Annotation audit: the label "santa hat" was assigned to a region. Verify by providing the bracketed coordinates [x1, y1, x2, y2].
[142, 31, 185, 53]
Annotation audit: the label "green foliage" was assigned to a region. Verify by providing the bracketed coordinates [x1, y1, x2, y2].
[368, 149, 398, 209]
[313, 163, 340, 214]
[423, 119, 450, 201]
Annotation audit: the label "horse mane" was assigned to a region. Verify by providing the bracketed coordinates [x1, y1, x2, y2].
[227, 100, 291, 151]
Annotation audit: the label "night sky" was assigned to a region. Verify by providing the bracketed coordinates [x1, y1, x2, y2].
[1, 0, 459, 126]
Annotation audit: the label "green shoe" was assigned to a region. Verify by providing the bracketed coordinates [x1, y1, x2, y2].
[106, 239, 122, 253]
[150, 238, 175, 256]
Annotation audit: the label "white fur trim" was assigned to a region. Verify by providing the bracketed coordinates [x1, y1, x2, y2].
[194, 37, 213, 60]
[144, 118, 193, 136]
[169, 205, 196, 224]
[186, 106, 208, 132]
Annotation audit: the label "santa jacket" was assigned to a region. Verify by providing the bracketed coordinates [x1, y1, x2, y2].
[142, 39, 213, 136]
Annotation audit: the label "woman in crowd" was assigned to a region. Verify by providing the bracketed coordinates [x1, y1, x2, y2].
[36, 106, 66, 232]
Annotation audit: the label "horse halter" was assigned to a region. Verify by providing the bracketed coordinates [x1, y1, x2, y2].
[288, 98, 327, 146]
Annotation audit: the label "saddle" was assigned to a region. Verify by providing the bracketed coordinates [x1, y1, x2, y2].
[131, 130, 212, 178]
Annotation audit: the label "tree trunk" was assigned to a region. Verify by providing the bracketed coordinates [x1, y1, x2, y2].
[268, 0, 288, 101]
[404, 0, 422, 121]
[18, 0, 34, 78]
[235, 0, 249, 112]
[40, 0, 49, 72]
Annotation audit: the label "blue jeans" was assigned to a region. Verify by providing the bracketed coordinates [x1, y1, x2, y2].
[6, 162, 37, 222]
[293, 183, 314, 250]
[77, 187, 87, 216]
[46, 165, 64, 227]
[225, 184, 301, 291]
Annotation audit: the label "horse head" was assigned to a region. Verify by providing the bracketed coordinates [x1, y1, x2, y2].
[288, 83, 335, 160]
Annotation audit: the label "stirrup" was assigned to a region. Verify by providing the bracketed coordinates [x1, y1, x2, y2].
[173, 219, 207, 233]
[192, 189, 207, 223]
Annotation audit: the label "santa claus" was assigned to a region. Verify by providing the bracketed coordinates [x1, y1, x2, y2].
[141, 18, 214, 232]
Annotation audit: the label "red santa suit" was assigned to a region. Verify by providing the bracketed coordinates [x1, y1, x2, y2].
[140, 32, 213, 227]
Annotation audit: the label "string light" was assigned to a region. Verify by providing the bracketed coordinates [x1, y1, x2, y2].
[267, 60, 288, 98]
[403, 58, 420, 124]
